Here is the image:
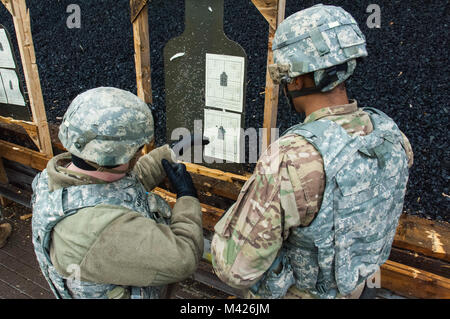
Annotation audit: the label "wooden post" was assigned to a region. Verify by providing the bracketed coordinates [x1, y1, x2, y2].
[0, 158, 11, 207]
[258, 0, 286, 150]
[131, 1, 153, 153]
[132, 2, 152, 104]
[8, 0, 53, 158]
[0, 158, 7, 184]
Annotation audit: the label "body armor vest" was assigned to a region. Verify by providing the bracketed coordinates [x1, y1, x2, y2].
[251, 107, 409, 298]
[31, 171, 172, 299]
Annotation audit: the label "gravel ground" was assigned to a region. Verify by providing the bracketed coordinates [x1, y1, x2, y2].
[0, 0, 448, 222]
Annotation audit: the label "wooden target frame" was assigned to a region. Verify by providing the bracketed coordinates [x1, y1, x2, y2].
[0, 0, 53, 176]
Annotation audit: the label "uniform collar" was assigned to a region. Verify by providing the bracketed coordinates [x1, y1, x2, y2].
[47, 152, 106, 191]
[304, 99, 358, 123]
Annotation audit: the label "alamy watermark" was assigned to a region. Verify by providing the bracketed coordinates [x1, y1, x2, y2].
[66, 264, 81, 286]
[366, 267, 381, 288]
[366, 4, 381, 29]
[66, 4, 81, 29]
[170, 122, 282, 174]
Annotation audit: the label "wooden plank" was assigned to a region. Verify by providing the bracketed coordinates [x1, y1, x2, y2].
[132, 2, 153, 154]
[389, 247, 450, 279]
[5, 167, 35, 186]
[0, 184, 32, 208]
[0, 0, 13, 14]
[0, 116, 37, 135]
[185, 162, 250, 183]
[394, 214, 450, 262]
[171, 277, 232, 299]
[130, 0, 149, 23]
[251, 0, 279, 30]
[0, 116, 40, 150]
[0, 157, 10, 206]
[0, 158, 8, 184]
[0, 140, 48, 171]
[0, 250, 52, 295]
[381, 260, 450, 299]
[48, 122, 65, 151]
[193, 261, 245, 298]
[9, 0, 53, 158]
[0, 263, 50, 299]
[261, 0, 285, 150]
[0, 118, 41, 151]
[132, 3, 152, 105]
[153, 187, 224, 232]
[182, 162, 249, 202]
[0, 278, 31, 299]
[261, 27, 280, 151]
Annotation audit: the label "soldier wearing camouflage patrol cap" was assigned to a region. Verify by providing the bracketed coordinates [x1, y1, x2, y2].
[31, 87, 203, 299]
[211, 4, 414, 299]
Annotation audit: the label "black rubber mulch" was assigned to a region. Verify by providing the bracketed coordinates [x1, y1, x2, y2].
[0, 0, 448, 222]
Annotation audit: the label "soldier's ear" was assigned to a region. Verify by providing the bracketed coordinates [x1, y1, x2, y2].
[288, 76, 305, 91]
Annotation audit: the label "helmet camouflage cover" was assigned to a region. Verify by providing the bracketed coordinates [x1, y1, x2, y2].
[58, 87, 154, 167]
[269, 4, 368, 92]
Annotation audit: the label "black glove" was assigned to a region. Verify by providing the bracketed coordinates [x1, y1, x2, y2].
[161, 159, 198, 199]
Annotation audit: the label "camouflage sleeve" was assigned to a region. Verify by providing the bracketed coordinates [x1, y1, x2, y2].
[133, 145, 176, 191]
[400, 131, 414, 168]
[52, 197, 204, 286]
[211, 134, 325, 289]
[211, 169, 284, 289]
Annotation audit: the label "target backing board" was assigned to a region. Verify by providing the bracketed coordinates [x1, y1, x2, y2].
[0, 25, 31, 121]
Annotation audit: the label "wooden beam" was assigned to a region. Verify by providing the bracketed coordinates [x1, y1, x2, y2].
[251, 0, 279, 30]
[131, 2, 153, 153]
[0, 158, 11, 214]
[0, 158, 8, 184]
[130, 0, 149, 23]
[1, 0, 12, 14]
[261, 0, 285, 150]
[0, 140, 48, 171]
[0, 156, 10, 214]
[261, 27, 279, 151]
[381, 260, 450, 299]
[0, 183, 31, 208]
[9, 0, 53, 158]
[0, 116, 40, 149]
[394, 214, 450, 263]
[152, 187, 224, 232]
[389, 247, 450, 279]
[184, 162, 250, 183]
[132, 3, 152, 105]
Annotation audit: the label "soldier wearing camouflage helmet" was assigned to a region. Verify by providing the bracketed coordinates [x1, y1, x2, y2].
[31, 87, 203, 299]
[211, 4, 413, 299]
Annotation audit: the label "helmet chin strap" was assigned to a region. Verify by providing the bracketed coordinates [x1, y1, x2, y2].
[283, 63, 348, 101]
[71, 145, 144, 175]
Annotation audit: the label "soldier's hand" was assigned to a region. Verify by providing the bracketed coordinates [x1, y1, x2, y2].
[162, 159, 198, 199]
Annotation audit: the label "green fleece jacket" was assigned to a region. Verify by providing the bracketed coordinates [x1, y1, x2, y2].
[48, 145, 204, 287]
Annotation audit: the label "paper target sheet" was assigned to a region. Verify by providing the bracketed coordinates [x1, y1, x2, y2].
[0, 29, 15, 69]
[204, 109, 242, 163]
[205, 53, 245, 113]
[0, 68, 26, 106]
[0, 77, 7, 104]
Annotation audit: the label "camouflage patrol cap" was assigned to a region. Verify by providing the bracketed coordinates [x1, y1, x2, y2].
[58, 87, 154, 167]
[269, 4, 368, 92]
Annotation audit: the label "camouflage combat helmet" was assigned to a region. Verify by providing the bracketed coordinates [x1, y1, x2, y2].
[269, 4, 368, 93]
[58, 87, 154, 167]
